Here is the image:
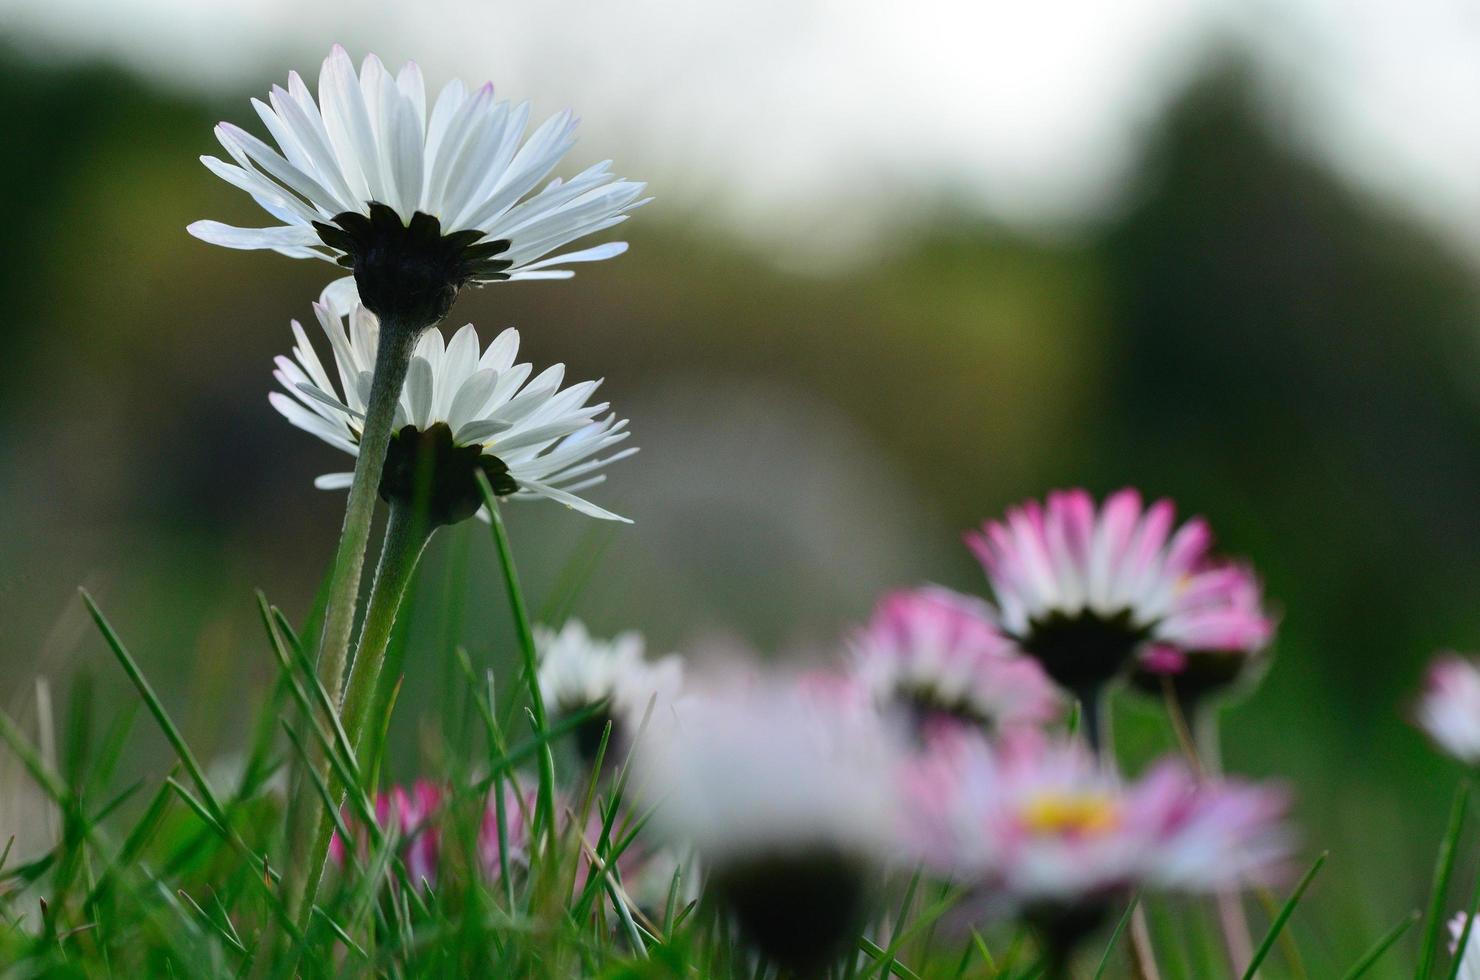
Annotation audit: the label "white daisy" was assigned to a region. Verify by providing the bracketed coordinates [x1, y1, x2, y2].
[1450, 913, 1480, 980]
[534, 620, 683, 766]
[189, 45, 648, 325]
[636, 679, 902, 972]
[270, 296, 636, 525]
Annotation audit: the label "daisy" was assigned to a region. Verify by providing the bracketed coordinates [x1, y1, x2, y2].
[850, 587, 1060, 741]
[329, 779, 442, 887]
[637, 680, 903, 973]
[189, 45, 648, 327]
[331, 779, 541, 889]
[966, 489, 1248, 725]
[1416, 654, 1480, 764]
[535, 619, 683, 769]
[1450, 913, 1480, 980]
[270, 296, 636, 525]
[907, 733, 1288, 957]
[1128, 563, 1274, 707]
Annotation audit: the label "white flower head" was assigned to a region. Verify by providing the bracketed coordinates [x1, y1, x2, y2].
[638, 679, 900, 863]
[635, 678, 905, 973]
[271, 295, 636, 524]
[535, 620, 683, 765]
[190, 45, 648, 325]
[1450, 913, 1480, 980]
[1417, 654, 1480, 764]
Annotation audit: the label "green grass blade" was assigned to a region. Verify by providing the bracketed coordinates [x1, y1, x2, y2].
[1093, 892, 1141, 980]
[1341, 910, 1419, 980]
[857, 936, 923, 980]
[82, 591, 226, 828]
[1243, 851, 1328, 980]
[1420, 781, 1472, 980]
[477, 475, 558, 853]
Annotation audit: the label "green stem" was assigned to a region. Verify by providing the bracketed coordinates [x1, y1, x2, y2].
[485, 491, 559, 854]
[343, 501, 434, 767]
[283, 313, 420, 928]
[292, 501, 432, 939]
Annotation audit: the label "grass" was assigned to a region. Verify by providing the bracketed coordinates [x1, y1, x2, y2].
[0, 521, 1466, 978]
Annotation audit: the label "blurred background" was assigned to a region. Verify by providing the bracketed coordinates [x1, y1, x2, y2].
[3, 0, 1480, 970]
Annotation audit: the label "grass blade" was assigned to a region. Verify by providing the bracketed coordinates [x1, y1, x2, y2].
[477, 476, 557, 852]
[1341, 910, 1419, 980]
[1242, 851, 1328, 980]
[82, 591, 226, 828]
[1420, 781, 1472, 979]
[1093, 892, 1141, 980]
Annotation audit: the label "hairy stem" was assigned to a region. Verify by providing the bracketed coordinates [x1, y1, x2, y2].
[283, 314, 420, 928]
[290, 500, 433, 947]
[342, 502, 434, 767]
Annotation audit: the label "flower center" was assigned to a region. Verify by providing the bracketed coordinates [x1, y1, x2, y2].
[1019, 608, 1151, 698]
[379, 421, 518, 526]
[709, 849, 869, 974]
[896, 682, 993, 741]
[1020, 792, 1120, 838]
[313, 203, 512, 327]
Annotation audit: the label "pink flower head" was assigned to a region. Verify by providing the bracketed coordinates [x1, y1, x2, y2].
[477, 779, 541, 882]
[851, 587, 1060, 739]
[966, 489, 1264, 702]
[1155, 561, 1273, 654]
[1416, 654, 1480, 764]
[1130, 562, 1274, 702]
[331, 777, 553, 891]
[330, 779, 444, 887]
[905, 733, 1290, 917]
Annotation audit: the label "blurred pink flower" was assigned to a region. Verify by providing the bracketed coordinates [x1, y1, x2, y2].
[330, 778, 540, 889]
[966, 488, 1270, 706]
[1130, 562, 1274, 703]
[904, 732, 1290, 919]
[850, 587, 1060, 739]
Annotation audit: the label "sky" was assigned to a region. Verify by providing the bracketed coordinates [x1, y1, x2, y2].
[5, 0, 1480, 265]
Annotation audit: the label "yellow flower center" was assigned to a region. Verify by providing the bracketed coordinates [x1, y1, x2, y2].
[1020, 793, 1120, 837]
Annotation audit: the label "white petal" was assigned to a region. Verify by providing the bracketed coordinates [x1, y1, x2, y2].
[188, 221, 319, 250]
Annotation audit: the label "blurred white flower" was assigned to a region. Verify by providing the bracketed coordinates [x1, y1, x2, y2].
[635, 677, 905, 972]
[535, 619, 683, 766]
[1417, 654, 1480, 764]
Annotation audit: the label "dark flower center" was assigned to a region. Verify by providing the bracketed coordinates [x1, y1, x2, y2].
[1129, 649, 1252, 707]
[560, 701, 621, 771]
[313, 203, 512, 327]
[709, 848, 870, 975]
[1018, 608, 1151, 700]
[895, 682, 993, 743]
[1024, 898, 1114, 975]
[379, 422, 517, 527]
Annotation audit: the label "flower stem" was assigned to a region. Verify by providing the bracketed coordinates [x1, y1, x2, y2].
[283, 313, 420, 928]
[287, 499, 433, 946]
[341, 501, 434, 767]
[484, 490, 559, 854]
[1185, 701, 1257, 978]
[1080, 682, 1160, 980]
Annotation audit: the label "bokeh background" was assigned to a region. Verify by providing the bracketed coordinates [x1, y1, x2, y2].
[4, 1, 1480, 971]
